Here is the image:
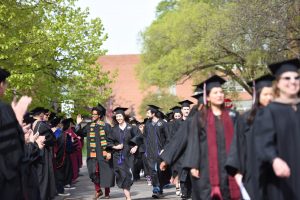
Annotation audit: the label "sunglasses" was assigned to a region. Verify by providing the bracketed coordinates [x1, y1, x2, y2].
[280, 76, 300, 81]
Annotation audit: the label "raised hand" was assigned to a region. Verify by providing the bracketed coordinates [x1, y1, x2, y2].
[11, 96, 32, 125]
[76, 114, 83, 124]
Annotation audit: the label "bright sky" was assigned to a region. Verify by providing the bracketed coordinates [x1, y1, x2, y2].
[76, 0, 161, 55]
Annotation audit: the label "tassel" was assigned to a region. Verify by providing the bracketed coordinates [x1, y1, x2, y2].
[252, 80, 256, 105]
[204, 82, 207, 105]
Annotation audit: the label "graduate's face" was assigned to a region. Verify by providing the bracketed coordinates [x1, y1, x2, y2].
[91, 110, 100, 121]
[259, 87, 273, 107]
[181, 107, 190, 117]
[207, 87, 224, 106]
[116, 113, 125, 124]
[277, 71, 300, 97]
[146, 110, 154, 119]
[43, 112, 50, 121]
[174, 112, 182, 119]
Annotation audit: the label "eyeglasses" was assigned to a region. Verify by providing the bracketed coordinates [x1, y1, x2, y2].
[91, 113, 99, 116]
[280, 76, 300, 81]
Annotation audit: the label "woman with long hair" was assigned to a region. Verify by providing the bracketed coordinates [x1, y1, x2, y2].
[254, 58, 300, 200]
[183, 75, 240, 200]
[225, 74, 274, 200]
[107, 107, 141, 200]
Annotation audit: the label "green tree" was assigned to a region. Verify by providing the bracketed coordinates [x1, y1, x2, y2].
[0, 0, 112, 114]
[138, 91, 181, 118]
[137, 0, 300, 95]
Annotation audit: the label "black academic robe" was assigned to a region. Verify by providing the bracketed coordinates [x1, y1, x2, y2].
[107, 124, 141, 189]
[55, 131, 73, 193]
[161, 119, 186, 177]
[33, 121, 56, 200]
[0, 101, 24, 200]
[254, 102, 300, 200]
[76, 122, 115, 188]
[225, 110, 263, 200]
[143, 119, 171, 189]
[183, 111, 233, 200]
[22, 142, 42, 200]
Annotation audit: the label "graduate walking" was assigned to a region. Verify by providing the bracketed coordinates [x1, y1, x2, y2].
[183, 75, 240, 200]
[254, 58, 300, 200]
[76, 104, 115, 199]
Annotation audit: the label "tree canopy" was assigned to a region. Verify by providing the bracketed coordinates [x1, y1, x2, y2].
[137, 0, 300, 94]
[0, 0, 112, 114]
[138, 91, 181, 118]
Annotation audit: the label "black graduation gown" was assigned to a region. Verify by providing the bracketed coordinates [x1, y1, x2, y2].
[225, 110, 262, 200]
[22, 142, 42, 200]
[161, 119, 187, 178]
[55, 131, 73, 193]
[0, 101, 24, 200]
[76, 122, 115, 187]
[107, 124, 141, 189]
[254, 102, 300, 200]
[33, 121, 56, 200]
[183, 111, 231, 200]
[143, 119, 171, 189]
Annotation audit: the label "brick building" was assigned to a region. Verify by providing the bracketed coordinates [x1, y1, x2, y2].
[97, 54, 252, 120]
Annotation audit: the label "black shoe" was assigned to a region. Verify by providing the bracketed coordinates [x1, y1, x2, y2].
[152, 192, 161, 199]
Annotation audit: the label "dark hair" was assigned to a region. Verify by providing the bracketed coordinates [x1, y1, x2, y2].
[247, 88, 263, 125]
[91, 107, 104, 119]
[112, 113, 129, 126]
[62, 118, 74, 131]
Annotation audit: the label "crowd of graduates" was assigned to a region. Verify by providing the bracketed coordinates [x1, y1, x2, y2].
[1, 58, 300, 200]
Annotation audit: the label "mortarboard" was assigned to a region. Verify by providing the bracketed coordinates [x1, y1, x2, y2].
[195, 75, 226, 91]
[268, 58, 300, 77]
[30, 107, 46, 116]
[92, 103, 106, 116]
[191, 92, 204, 104]
[156, 110, 166, 119]
[113, 107, 128, 115]
[0, 68, 10, 82]
[165, 111, 174, 120]
[170, 106, 181, 113]
[147, 104, 160, 113]
[178, 100, 193, 108]
[247, 74, 275, 105]
[247, 74, 275, 91]
[194, 75, 226, 105]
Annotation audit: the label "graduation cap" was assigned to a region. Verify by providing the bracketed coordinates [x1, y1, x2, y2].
[170, 106, 181, 113]
[30, 107, 46, 116]
[92, 103, 106, 116]
[147, 104, 160, 113]
[191, 92, 204, 104]
[195, 75, 226, 91]
[178, 100, 193, 108]
[0, 68, 10, 82]
[268, 58, 300, 77]
[165, 112, 174, 121]
[156, 110, 166, 119]
[247, 74, 275, 105]
[247, 74, 275, 91]
[194, 75, 226, 105]
[113, 107, 128, 115]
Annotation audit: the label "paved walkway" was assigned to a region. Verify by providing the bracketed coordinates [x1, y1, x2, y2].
[54, 161, 180, 200]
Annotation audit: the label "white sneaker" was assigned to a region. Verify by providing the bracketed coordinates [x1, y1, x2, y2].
[64, 184, 76, 190]
[58, 192, 70, 196]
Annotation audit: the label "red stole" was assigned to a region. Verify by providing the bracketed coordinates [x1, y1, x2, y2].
[206, 109, 240, 200]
